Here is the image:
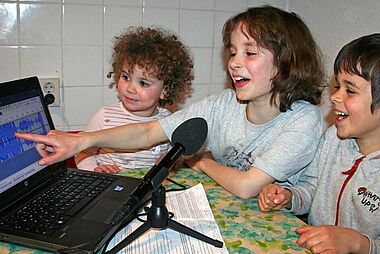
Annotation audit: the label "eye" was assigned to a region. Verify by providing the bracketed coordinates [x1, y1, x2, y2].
[246, 51, 257, 56]
[333, 84, 341, 90]
[121, 74, 130, 81]
[334, 83, 356, 94]
[345, 84, 358, 94]
[228, 48, 236, 57]
[139, 80, 150, 88]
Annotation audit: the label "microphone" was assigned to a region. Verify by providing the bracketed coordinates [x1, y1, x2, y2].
[111, 117, 208, 225]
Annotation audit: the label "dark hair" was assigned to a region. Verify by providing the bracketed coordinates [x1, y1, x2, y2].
[222, 5, 325, 111]
[110, 27, 194, 106]
[334, 33, 380, 113]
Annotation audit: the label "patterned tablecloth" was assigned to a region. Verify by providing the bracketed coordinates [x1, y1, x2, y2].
[0, 167, 310, 253]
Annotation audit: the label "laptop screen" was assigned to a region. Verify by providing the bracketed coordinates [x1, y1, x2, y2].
[0, 77, 52, 194]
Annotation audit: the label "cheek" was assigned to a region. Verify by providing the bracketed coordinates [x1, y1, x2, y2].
[263, 61, 276, 79]
[116, 85, 122, 94]
[248, 59, 272, 77]
[141, 89, 162, 101]
[227, 59, 233, 74]
[117, 79, 128, 91]
[345, 99, 372, 120]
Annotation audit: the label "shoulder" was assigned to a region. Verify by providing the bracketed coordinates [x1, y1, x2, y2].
[215, 88, 237, 103]
[290, 101, 322, 115]
[157, 107, 171, 117]
[280, 101, 323, 129]
[90, 105, 109, 119]
[101, 102, 126, 114]
[179, 89, 241, 115]
[195, 88, 237, 104]
[324, 125, 338, 138]
[85, 106, 110, 131]
[321, 125, 357, 151]
[200, 89, 246, 119]
[317, 125, 362, 163]
[286, 101, 323, 126]
[199, 89, 242, 112]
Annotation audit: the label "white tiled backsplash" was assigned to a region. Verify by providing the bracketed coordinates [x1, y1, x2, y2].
[1, 0, 379, 130]
[0, 0, 287, 130]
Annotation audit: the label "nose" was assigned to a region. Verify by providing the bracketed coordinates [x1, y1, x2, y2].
[330, 88, 343, 104]
[228, 55, 243, 71]
[125, 81, 137, 94]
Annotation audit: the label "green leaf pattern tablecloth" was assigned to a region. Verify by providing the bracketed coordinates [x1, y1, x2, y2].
[0, 167, 310, 253]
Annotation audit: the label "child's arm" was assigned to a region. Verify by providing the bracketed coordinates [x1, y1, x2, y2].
[74, 148, 98, 170]
[257, 184, 292, 212]
[295, 225, 370, 254]
[16, 121, 167, 166]
[184, 151, 276, 199]
[76, 149, 121, 173]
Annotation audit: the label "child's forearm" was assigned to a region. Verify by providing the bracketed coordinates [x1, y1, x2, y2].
[199, 159, 275, 199]
[74, 148, 98, 164]
[75, 156, 98, 171]
[89, 121, 167, 150]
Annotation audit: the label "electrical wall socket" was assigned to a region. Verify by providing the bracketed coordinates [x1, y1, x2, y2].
[39, 77, 60, 107]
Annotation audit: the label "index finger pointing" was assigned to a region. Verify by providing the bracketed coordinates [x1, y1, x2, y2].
[15, 132, 50, 144]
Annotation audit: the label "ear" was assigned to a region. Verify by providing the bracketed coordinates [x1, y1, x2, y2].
[160, 88, 167, 100]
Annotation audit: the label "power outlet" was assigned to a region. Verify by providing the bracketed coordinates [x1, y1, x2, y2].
[39, 77, 60, 107]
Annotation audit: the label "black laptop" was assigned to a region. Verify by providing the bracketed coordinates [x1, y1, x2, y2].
[0, 76, 144, 253]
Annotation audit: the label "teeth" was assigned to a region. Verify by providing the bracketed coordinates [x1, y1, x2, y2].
[335, 111, 348, 116]
[234, 76, 248, 81]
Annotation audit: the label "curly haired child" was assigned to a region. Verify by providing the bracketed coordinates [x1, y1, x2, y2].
[258, 33, 380, 254]
[74, 27, 193, 173]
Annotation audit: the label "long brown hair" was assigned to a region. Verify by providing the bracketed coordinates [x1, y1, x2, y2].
[223, 6, 325, 111]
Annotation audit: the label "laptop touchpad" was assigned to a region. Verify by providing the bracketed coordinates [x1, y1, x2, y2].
[82, 198, 120, 224]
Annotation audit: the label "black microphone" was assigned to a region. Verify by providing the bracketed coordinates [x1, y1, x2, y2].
[111, 117, 208, 225]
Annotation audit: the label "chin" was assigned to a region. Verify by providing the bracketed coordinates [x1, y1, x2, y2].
[235, 91, 250, 101]
[336, 128, 351, 140]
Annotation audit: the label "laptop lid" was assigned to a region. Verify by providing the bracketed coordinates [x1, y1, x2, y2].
[0, 76, 143, 253]
[0, 76, 66, 211]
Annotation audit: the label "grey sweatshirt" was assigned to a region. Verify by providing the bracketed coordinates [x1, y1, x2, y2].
[289, 126, 380, 254]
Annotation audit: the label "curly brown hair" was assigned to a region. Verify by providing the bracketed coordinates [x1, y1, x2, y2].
[223, 6, 326, 112]
[110, 27, 194, 106]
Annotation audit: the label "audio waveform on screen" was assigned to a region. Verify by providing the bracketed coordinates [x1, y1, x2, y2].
[0, 112, 48, 163]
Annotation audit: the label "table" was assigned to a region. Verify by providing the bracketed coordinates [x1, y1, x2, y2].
[0, 168, 309, 253]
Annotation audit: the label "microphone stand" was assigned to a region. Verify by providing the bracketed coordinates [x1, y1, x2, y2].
[106, 184, 223, 254]
[106, 118, 216, 253]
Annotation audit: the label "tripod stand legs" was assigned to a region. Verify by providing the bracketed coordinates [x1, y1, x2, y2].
[167, 218, 223, 247]
[106, 185, 223, 253]
[107, 220, 152, 254]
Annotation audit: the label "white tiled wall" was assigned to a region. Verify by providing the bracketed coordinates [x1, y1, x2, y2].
[1, 0, 274, 130]
[1, 0, 379, 130]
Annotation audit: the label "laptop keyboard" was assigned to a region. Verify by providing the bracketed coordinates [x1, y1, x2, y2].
[0, 171, 114, 236]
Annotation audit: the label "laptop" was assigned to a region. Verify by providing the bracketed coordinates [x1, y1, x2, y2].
[0, 76, 145, 253]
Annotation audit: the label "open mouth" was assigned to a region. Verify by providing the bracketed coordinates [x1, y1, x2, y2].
[233, 76, 250, 87]
[335, 110, 349, 121]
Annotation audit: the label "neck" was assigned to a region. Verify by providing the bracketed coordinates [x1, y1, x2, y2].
[357, 139, 380, 156]
[246, 101, 281, 124]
